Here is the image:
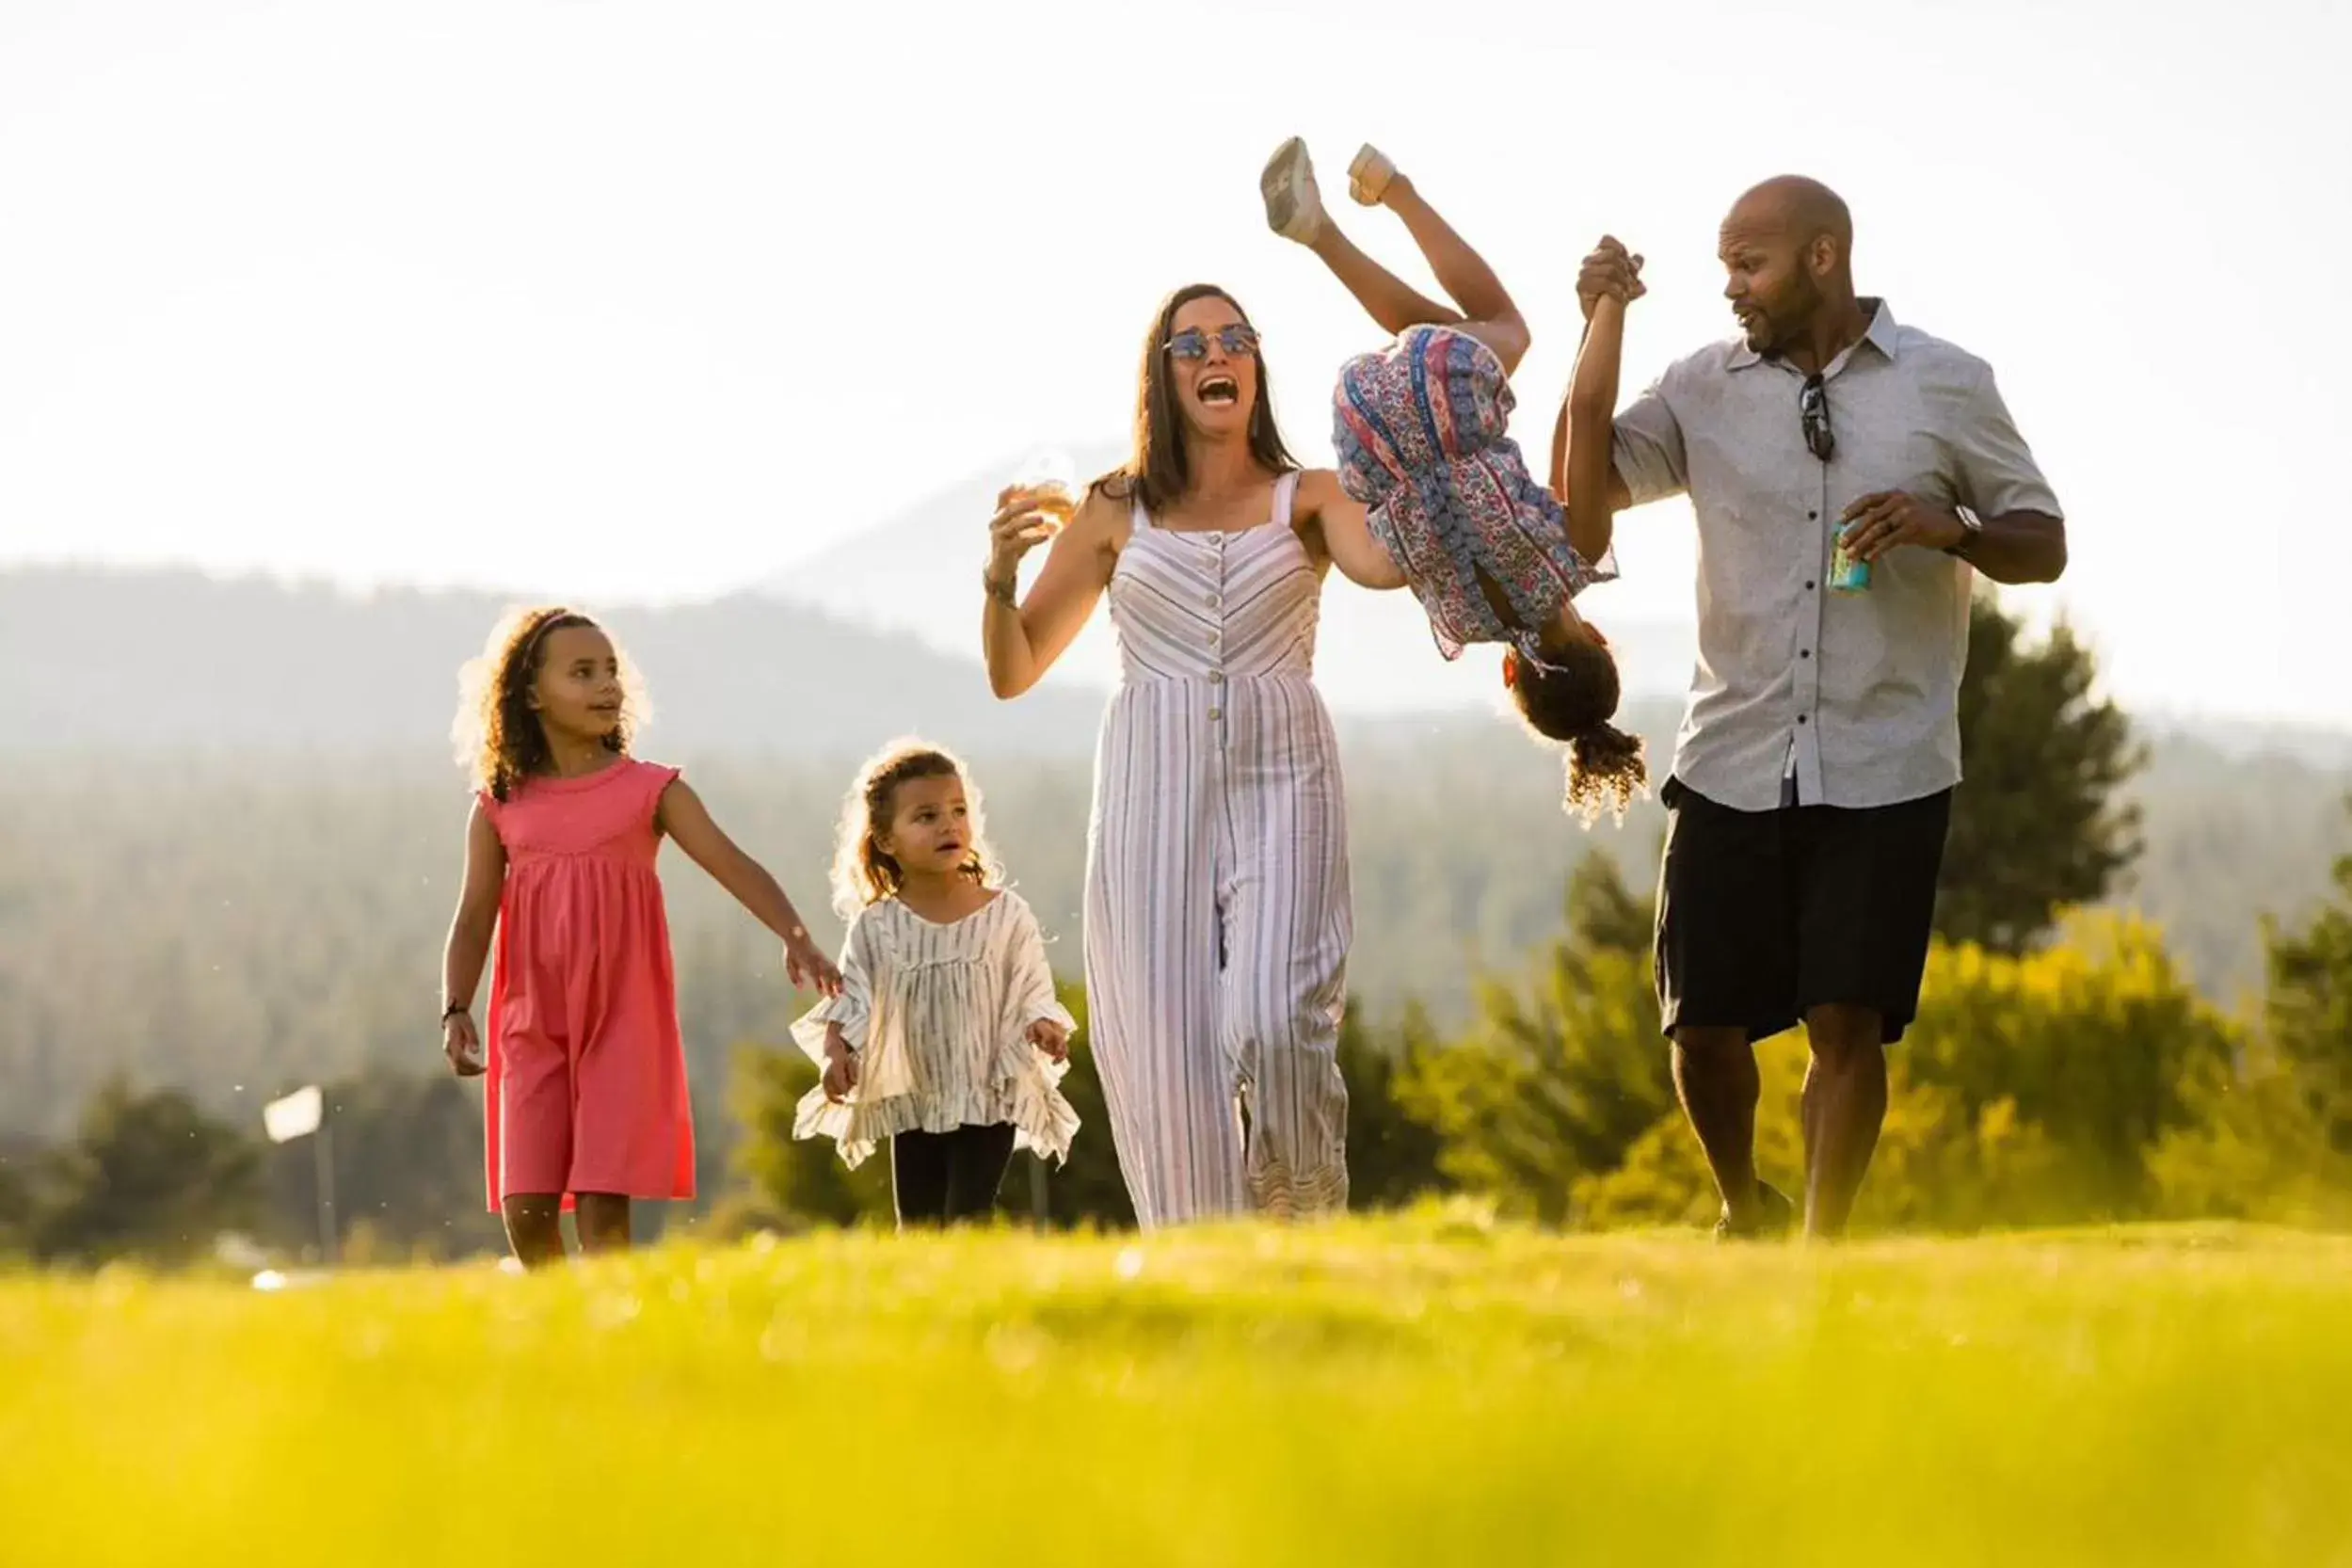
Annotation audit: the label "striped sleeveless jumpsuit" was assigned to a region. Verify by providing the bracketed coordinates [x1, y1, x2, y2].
[1083, 470, 1353, 1230]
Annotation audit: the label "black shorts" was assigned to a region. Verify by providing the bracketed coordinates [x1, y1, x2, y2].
[1654, 775, 1952, 1046]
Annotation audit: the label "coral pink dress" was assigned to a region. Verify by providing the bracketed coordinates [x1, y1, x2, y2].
[479, 756, 696, 1210]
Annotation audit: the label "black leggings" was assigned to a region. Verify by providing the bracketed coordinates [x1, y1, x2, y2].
[890, 1122, 1016, 1227]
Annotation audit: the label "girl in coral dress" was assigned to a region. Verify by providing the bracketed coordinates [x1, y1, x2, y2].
[437, 606, 840, 1267]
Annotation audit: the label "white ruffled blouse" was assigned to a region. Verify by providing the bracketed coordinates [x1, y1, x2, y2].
[790, 889, 1080, 1170]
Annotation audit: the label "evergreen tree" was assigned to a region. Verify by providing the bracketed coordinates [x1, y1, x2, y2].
[32, 1078, 261, 1266]
[1943, 593, 2145, 952]
[1400, 854, 1676, 1225]
[2262, 816, 2352, 1154]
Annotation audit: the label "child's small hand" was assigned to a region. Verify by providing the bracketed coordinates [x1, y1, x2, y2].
[784, 933, 843, 999]
[443, 1011, 486, 1078]
[822, 1044, 858, 1104]
[1026, 1018, 1071, 1064]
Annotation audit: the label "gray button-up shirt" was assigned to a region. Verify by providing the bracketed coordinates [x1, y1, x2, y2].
[1611, 301, 2062, 812]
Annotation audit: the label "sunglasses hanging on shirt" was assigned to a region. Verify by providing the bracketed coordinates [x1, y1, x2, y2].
[1799, 374, 1834, 462]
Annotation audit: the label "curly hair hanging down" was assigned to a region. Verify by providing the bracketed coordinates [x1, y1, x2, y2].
[1506, 642, 1651, 826]
[827, 738, 1006, 920]
[450, 605, 650, 802]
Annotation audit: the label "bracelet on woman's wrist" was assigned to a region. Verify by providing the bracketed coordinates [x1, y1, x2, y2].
[982, 567, 1017, 607]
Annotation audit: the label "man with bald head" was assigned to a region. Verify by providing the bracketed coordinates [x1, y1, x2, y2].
[1559, 176, 2067, 1240]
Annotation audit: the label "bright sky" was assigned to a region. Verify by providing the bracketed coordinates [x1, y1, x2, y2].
[3, 0, 2345, 725]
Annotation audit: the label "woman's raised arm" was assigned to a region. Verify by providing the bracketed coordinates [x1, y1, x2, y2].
[1295, 470, 1406, 591]
[982, 487, 1118, 699]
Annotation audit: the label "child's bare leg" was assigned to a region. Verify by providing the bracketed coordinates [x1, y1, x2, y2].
[1375, 166, 1530, 374]
[1264, 138, 1526, 370]
[1304, 222, 1465, 339]
[501, 1193, 567, 1269]
[574, 1192, 632, 1255]
[1265, 138, 1463, 333]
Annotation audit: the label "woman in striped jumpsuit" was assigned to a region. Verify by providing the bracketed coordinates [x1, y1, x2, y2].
[979, 283, 1407, 1229]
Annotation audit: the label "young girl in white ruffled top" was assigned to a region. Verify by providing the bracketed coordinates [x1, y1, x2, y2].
[792, 739, 1080, 1227]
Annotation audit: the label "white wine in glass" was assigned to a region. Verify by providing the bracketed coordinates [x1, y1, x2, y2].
[1008, 450, 1080, 536]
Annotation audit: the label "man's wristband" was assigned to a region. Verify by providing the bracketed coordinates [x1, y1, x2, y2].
[441, 1000, 471, 1022]
[1944, 508, 1984, 560]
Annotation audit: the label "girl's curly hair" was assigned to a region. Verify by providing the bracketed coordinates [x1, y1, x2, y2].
[451, 605, 649, 801]
[1507, 640, 1651, 827]
[828, 738, 1003, 920]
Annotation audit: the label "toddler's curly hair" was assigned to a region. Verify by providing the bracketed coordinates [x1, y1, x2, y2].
[1508, 642, 1649, 825]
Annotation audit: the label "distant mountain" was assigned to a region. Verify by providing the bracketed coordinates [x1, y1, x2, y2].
[1, 566, 1106, 760]
[5, 563, 1704, 768]
[2131, 712, 2352, 774]
[755, 445, 1704, 714]
[10, 565, 2348, 779]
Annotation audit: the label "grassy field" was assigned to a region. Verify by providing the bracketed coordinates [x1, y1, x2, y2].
[4, 1210, 2349, 1567]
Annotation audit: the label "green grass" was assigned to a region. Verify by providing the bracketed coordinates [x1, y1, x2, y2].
[5, 1210, 2350, 1566]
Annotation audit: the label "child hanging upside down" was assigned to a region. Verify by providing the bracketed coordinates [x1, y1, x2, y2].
[1261, 136, 1650, 824]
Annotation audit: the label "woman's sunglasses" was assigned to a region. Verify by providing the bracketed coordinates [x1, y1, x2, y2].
[1165, 324, 1261, 360]
[1799, 374, 1834, 462]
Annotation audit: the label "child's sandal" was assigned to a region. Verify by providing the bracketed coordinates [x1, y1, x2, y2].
[1347, 144, 1397, 206]
[1259, 136, 1327, 244]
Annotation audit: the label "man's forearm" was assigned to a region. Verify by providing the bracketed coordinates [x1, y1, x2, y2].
[1960, 510, 2067, 584]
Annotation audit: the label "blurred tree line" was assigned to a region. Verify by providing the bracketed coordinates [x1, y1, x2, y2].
[4, 597, 2348, 1264]
[6, 611, 2347, 1150]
